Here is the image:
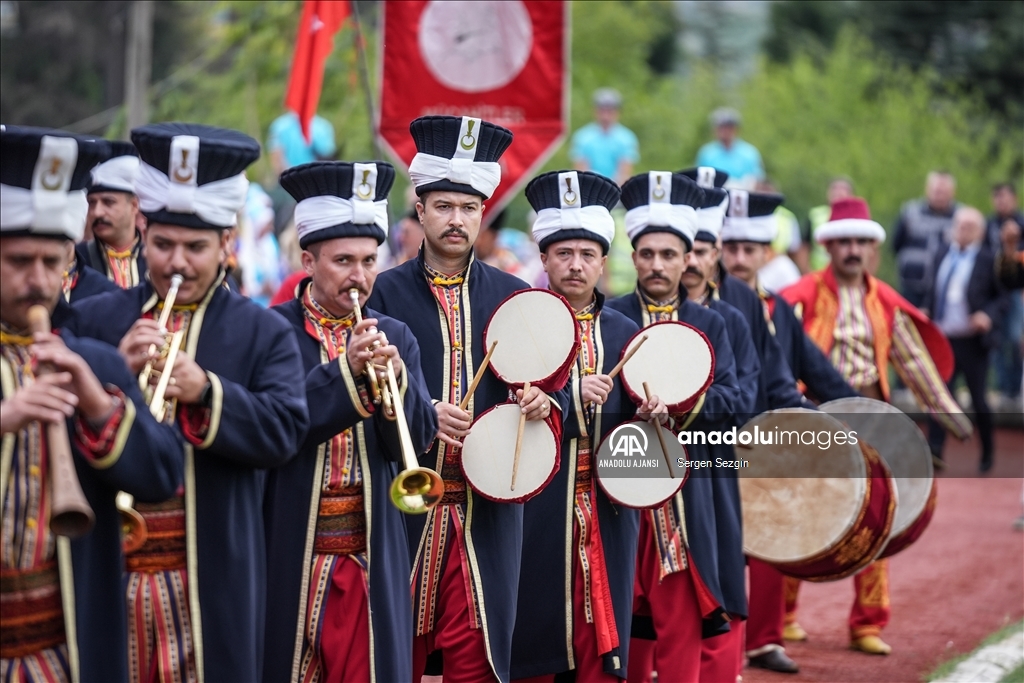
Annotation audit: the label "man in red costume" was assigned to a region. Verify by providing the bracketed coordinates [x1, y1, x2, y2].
[780, 197, 972, 655]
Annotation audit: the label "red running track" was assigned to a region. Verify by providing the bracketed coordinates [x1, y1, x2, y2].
[743, 427, 1024, 683]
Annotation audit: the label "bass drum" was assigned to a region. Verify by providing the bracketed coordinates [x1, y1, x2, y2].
[461, 403, 559, 504]
[738, 409, 897, 582]
[820, 397, 935, 559]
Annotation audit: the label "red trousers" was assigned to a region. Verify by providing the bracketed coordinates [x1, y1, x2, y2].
[318, 556, 371, 683]
[745, 558, 785, 656]
[627, 516, 703, 683]
[515, 513, 621, 683]
[699, 622, 743, 683]
[784, 559, 890, 639]
[413, 544, 497, 683]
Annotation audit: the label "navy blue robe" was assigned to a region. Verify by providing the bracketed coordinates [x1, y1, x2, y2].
[68, 262, 118, 304]
[368, 252, 567, 683]
[511, 293, 641, 680]
[63, 276, 309, 682]
[1, 324, 183, 683]
[606, 290, 743, 635]
[263, 293, 438, 683]
[705, 297, 760, 621]
[76, 234, 147, 286]
[715, 266, 805, 414]
[767, 292, 859, 403]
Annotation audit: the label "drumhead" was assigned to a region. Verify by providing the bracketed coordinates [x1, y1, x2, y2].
[739, 409, 867, 564]
[596, 420, 686, 509]
[485, 289, 578, 388]
[461, 403, 559, 504]
[820, 397, 932, 541]
[620, 322, 713, 412]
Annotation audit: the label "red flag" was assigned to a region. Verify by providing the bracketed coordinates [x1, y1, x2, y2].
[285, 0, 349, 142]
[379, 1, 569, 216]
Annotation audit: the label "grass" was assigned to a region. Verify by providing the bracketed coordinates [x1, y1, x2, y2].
[924, 619, 1024, 682]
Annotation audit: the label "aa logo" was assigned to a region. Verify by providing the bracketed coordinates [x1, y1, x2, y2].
[609, 423, 648, 458]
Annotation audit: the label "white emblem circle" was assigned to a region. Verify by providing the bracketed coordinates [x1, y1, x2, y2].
[419, 0, 534, 94]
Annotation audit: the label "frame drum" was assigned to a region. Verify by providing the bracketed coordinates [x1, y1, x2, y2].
[461, 403, 559, 503]
[619, 322, 714, 413]
[484, 288, 578, 393]
[820, 397, 935, 559]
[738, 409, 897, 582]
[595, 419, 688, 508]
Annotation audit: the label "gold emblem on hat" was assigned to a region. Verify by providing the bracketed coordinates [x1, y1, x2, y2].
[173, 149, 194, 183]
[563, 177, 578, 205]
[356, 169, 373, 199]
[40, 158, 64, 191]
[652, 174, 666, 200]
[460, 120, 477, 151]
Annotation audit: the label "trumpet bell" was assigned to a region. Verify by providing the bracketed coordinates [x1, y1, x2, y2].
[120, 507, 149, 554]
[390, 467, 445, 514]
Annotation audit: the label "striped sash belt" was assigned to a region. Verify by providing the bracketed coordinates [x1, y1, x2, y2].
[0, 561, 65, 658]
[126, 496, 186, 573]
[314, 486, 366, 555]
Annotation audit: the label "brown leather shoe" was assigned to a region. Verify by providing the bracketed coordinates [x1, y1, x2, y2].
[851, 635, 892, 655]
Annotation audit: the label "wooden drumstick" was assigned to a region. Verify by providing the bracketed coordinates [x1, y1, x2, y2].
[457, 340, 499, 412]
[511, 381, 530, 491]
[608, 334, 648, 380]
[643, 381, 675, 479]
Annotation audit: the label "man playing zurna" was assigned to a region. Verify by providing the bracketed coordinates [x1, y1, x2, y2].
[368, 115, 564, 683]
[1, 125, 182, 682]
[511, 170, 667, 682]
[781, 196, 972, 656]
[606, 171, 744, 683]
[65, 123, 309, 682]
[263, 159, 438, 683]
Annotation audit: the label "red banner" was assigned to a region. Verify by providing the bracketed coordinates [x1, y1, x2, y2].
[286, 0, 350, 142]
[378, 0, 568, 215]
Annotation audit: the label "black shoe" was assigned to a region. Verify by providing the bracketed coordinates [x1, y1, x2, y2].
[748, 649, 800, 674]
[979, 455, 994, 473]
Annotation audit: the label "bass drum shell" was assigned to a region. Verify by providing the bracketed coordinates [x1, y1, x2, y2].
[484, 288, 578, 393]
[820, 397, 936, 559]
[461, 403, 559, 504]
[595, 419, 687, 509]
[738, 409, 897, 582]
[619, 321, 714, 414]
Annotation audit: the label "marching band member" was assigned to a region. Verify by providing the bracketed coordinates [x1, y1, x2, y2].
[367, 116, 564, 683]
[607, 171, 743, 683]
[671, 179, 766, 683]
[1, 126, 182, 681]
[717, 180, 859, 675]
[781, 196, 973, 656]
[511, 171, 664, 682]
[76, 141, 147, 288]
[65, 123, 310, 682]
[263, 160, 438, 683]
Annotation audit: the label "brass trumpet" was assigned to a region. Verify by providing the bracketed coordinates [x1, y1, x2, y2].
[349, 288, 443, 514]
[121, 273, 184, 554]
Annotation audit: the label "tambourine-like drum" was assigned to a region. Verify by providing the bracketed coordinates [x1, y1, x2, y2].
[738, 409, 897, 582]
[595, 420, 687, 508]
[484, 288, 578, 393]
[460, 403, 559, 503]
[821, 398, 935, 559]
[619, 322, 714, 413]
